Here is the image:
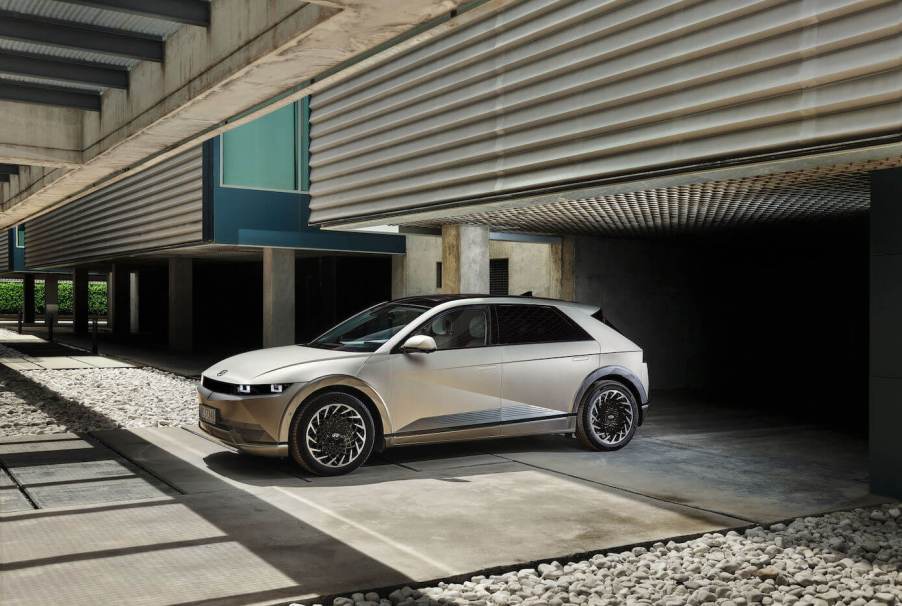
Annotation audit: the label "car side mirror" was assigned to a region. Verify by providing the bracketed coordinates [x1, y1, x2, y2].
[400, 335, 437, 353]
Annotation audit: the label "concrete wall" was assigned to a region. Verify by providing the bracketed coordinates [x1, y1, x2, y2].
[572, 217, 868, 431]
[395, 233, 559, 298]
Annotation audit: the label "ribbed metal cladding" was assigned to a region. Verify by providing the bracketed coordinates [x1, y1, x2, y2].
[26, 147, 204, 268]
[308, 0, 902, 225]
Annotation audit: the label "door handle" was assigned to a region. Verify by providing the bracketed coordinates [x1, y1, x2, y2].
[572, 356, 589, 361]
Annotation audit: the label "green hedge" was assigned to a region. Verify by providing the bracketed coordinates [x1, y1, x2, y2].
[0, 279, 107, 315]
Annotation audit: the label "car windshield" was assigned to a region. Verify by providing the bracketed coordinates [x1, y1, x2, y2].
[307, 302, 428, 352]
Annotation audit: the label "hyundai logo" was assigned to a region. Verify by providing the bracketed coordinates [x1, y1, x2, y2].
[216, 369, 228, 376]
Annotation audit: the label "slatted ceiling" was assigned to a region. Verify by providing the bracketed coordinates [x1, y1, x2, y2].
[403, 157, 902, 236]
[25, 147, 203, 268]
[308, 0, 902, 225]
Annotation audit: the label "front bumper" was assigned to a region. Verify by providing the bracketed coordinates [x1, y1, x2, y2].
[198, 420, 288, 457]
[197, 383, 299, 457]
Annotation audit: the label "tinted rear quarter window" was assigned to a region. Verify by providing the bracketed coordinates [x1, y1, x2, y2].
[495, 304, 591, 345]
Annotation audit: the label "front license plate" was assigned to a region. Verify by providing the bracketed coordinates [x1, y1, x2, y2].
[199, 404, 218, 425]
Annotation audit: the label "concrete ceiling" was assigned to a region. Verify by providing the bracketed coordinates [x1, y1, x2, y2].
[402, 155, 902, 237]
[0, 0, 478, 227]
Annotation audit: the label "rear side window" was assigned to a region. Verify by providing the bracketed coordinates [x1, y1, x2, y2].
[494, 304, 591, 345]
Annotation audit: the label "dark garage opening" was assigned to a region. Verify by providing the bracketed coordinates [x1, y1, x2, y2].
[576, 215, 868, 434]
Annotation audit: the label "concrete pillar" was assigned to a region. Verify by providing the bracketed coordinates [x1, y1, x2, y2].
[23, 274, 35, 323]
[391, 254, 406, 299]
[129, 271, 140, 334]
[441, 224, 489, 294]
[73, 268, 89, 335]
[109, 265, 131, 337]
[870, 168, 902, 498]
[167, 258, 194, 351]
[550, 237, 576, 301]
[44, 276, 58, 307]
[263, 248, 295, 348]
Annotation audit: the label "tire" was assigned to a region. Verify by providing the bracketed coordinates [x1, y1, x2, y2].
[289, 391, 375, 476]
[576, 379, 639, 451]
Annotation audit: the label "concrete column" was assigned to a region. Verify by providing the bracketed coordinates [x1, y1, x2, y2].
[391, 254, 406, 299]
[550, 237, 577, 301]
[168, 258, 194, 352]
[109, 265, 131, 337]
[870, 168, 902, 498]
[73, 268, 89, 335]
[44, 276, 58, 307]
[23, 275, 35, 323]
[441, 224, 489, 294]
[263, 247, 295, 348]
[129, 271, 140, 334]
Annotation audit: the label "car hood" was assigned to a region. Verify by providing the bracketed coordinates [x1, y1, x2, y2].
[202, 345, 371, 383]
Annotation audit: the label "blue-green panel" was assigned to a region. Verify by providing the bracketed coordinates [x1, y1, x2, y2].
[222, 103, 298, 191]
[11, 227, 25, 271]
[205, 132, 404, 255]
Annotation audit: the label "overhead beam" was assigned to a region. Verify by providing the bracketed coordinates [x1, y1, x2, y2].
[56, 0, 210, 27]
[0, 165, 19, 175]
[0, 49, 128, 89]
[0, 9, 164, 62]
[0, 81, 101, 111]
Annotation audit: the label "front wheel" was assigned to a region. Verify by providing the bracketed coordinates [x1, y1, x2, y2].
[289, 391, 375, 476]
[576, 380, 638, 451]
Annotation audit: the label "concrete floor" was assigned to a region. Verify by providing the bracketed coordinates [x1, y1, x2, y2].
[0, 391, 888, 606]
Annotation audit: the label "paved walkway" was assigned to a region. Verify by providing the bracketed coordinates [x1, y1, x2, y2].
[0, 392, 889, 606]
[0, 332, 133, 370]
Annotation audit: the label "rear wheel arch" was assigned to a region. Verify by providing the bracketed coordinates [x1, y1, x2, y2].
[573, 366, 647, 420]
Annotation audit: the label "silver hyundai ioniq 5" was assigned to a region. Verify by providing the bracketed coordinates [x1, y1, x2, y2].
[198, 295, 649, 476]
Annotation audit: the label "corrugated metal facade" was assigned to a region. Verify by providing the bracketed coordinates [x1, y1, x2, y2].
[308, 0, 902, 224]
[26, 147, 204, 268]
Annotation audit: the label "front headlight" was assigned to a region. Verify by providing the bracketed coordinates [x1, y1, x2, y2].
[236, 383, 292, 395]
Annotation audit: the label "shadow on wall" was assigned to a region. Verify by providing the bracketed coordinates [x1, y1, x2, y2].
[573, 215, 868, 433]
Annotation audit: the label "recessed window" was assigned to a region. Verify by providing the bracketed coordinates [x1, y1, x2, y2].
[221, 101, 305, 192]
[435, 262, 443, 289]
[15, 224, 25, 248]
[490, 258, 509, 295]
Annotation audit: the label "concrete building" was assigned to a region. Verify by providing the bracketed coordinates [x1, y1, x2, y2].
[0, 0, 900, 499]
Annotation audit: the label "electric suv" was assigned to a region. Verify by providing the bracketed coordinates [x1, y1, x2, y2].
[198, 295, 649, 476]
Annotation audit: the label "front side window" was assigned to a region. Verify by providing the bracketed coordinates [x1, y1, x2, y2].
[221, 102, 302, 191]
[413, 306, 489, 350]
[308, 302, 427, 352]
[495, 304, 591, 345]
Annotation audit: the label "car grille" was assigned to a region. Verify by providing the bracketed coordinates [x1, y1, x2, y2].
[202, 376, 237, 394]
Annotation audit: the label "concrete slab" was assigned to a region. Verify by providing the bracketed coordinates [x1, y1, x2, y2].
[0, 360, 42, 371]
[0, 486, 32, 513]
[0, 468, 15, 486]
[9, 459, 137, 486]
[25, 356, 94, 369]
[25, 477, 175, 509]
[69, 356, 133, 368]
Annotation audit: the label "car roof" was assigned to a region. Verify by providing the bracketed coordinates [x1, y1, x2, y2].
[391, 294, 599, 315]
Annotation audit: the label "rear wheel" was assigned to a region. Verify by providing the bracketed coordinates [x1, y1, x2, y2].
[576, 380, 638, 451]
[289, 391, 375, 476]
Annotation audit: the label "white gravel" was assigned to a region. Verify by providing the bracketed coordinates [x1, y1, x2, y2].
[312, 505, 902, 606]
[0, 343, 197, 436]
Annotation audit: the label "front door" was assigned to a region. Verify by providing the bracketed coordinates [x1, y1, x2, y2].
[388, 305, 502, 441]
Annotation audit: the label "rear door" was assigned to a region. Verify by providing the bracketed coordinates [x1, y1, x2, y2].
[388, 305, 502, 440]
[495, 304, 599, 431]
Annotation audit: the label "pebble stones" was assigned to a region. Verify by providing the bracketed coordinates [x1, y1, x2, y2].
[0, 339, 197, 436]
[313, 505, 902, 606]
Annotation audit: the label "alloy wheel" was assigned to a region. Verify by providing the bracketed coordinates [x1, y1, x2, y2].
[305, 403, 367, 468]
[588, 388, 634, 446]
